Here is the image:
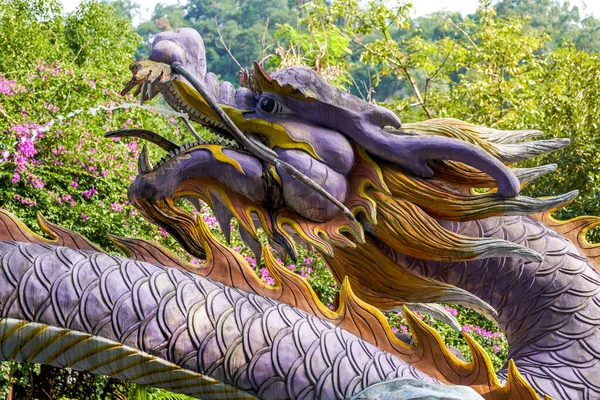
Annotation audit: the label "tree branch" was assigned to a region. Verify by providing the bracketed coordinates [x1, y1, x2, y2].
[335, 28, 432, 118]
[215, 16, 244, 72]
[448, 18, 479, 51]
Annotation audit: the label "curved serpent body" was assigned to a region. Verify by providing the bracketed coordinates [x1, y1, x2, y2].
[386, 215, 600, 399]
[0, 241, 436, 399]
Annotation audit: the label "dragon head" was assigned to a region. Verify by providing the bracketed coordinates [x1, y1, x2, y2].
[116, 28, 575, 313]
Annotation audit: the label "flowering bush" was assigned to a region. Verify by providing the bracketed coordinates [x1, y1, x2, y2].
[0, 60, 190, 252]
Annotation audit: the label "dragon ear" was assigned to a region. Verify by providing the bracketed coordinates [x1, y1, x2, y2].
[252, 62, 318, 101]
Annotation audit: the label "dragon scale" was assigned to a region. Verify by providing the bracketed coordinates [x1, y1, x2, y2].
[381, 215, 600, 399]
[0, 240, 438, 399]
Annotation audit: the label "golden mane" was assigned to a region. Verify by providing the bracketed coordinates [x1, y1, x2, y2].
[358, 118, 577, 264]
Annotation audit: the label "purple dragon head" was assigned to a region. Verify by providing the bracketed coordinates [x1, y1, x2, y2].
[113, 27, 574, 319]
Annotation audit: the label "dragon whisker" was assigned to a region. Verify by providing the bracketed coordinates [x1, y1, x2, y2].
[105, 129, 179, 152]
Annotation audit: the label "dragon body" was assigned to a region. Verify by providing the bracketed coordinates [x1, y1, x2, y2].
[0, 27, 599, 399]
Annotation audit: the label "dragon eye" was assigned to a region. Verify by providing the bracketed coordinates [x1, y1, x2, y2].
[258, 96, 293, 115]
[259, 97, 276, 113]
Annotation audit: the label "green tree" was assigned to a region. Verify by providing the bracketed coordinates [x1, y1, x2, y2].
[495, 0, 600, 52]
[104, 0, 139, 20]
[0, 0, 67, 73]
[65, 0, 141, 75]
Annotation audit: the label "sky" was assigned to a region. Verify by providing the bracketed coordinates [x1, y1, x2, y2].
[60, 0, 600, 26]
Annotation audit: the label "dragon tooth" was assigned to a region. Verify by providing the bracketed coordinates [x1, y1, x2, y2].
[146, 82, 154, 99]
[239, 225, 262, 264]
[184, 196, 202, 212]
[137, 145, 152, 174]
[211, 194, 233, 243]
[268, 238, 288, 262]
[139, 81, 147, 105]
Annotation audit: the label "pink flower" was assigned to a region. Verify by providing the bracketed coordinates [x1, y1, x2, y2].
[89, 80, 96, 88]
[110, 202, 123, 212]
[202, 215, 218, 227]
[259, 268, 275, 286]
[13, 194, 36, 206]
[81, 187, 97, 199]
[0, 75, 27, 96]
[127, 140, 138, 153]
[71, 181, 78, 188]
[245, 256, 256, 267]
[82, 213, 88, 221]
[28, 173, 45, 189]
[11, 172, 20, 183]
[444, 305, 458, 317]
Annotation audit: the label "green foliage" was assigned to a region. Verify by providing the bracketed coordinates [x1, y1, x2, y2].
[272, 23, 352, 87]
[495, 0, 600, 52]
[0, 363, 127, 399]
[128, 384, 195, 400]
[105, 0, 139, 20]
[0, 0, 66, 73]
[65, 0, 141, 75]
[424, 5, 549, 124]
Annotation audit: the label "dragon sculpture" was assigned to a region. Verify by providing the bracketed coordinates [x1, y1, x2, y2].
[0, 28, 598, 399]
